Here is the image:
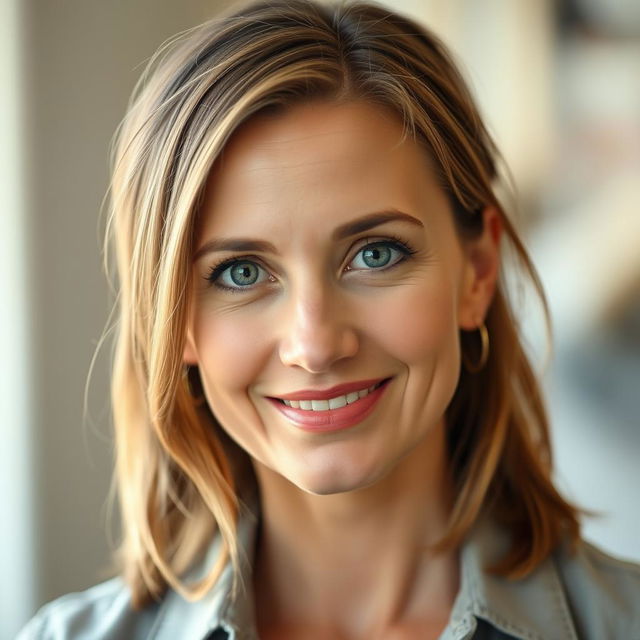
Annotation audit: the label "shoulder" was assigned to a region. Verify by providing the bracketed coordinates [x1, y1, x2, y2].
[553, 537, 640, 637]
[16, 577, 160, 640]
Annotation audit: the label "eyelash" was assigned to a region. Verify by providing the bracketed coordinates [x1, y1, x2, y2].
[203, 235, 418, 294]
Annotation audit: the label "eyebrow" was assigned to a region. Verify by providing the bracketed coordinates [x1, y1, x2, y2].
[332, 210, 423, 240]
[193, 209, 424, 262]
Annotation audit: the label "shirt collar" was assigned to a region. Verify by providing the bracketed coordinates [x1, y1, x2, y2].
[447, 513, 579, 640]
[153, 495, 579, 640]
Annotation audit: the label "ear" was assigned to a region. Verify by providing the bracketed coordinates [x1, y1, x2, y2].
[183, 328, 199, 365]
[458, 206, 502, 330]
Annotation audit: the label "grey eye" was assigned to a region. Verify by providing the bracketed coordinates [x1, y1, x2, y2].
[220, 261, 263, 287]
[231, 262, 258, 285]
[351, 242, 403, 270]
[230, 262, 259, 285]
[362, 245, 392, 268]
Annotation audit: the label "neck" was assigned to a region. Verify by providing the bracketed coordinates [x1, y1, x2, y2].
[251, 419, 460, 638]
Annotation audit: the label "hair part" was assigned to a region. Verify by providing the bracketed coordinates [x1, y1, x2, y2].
[105, 0, 591, 608]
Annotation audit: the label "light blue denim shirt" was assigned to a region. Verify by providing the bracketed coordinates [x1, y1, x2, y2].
[17, 492, 640, 640]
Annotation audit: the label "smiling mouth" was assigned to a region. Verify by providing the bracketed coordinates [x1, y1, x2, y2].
[275, 379, 387, 411]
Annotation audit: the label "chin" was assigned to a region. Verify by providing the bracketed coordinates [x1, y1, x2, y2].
[287, 453, 396, 496]
[296, 477, 363, 496]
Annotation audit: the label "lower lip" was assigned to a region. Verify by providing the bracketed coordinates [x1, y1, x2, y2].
[267, 379, 391, 433]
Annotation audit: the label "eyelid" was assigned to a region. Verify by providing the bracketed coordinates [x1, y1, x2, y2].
[351, 234, 413, 254]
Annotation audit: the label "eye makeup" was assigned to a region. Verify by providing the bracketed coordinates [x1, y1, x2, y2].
[202, 234, 418, 294]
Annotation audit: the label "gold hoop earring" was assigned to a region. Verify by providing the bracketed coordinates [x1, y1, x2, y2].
[462, 322, 489, 374]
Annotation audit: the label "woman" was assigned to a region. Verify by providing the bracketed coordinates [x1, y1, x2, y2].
[19, 1, 640, 638]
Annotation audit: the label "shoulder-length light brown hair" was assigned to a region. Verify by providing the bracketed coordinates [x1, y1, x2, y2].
[106, 0, 589, 608]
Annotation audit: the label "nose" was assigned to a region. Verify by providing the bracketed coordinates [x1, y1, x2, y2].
[278, 284, 359, 374]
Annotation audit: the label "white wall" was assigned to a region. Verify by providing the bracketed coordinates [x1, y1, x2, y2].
[0, 0, 35, 636]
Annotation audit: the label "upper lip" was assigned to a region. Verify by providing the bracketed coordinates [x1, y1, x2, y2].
[271, 377, 389, 401]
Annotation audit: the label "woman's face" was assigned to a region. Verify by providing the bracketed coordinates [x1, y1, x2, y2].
[185, 100, 498, 495]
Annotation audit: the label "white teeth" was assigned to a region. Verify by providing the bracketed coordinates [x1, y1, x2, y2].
[329, 395, 347, 409]
[280, 381, 384, 412]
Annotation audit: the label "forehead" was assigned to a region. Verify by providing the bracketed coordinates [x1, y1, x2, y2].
[198, 100, 449, 239]
[220, 100, 403, 162]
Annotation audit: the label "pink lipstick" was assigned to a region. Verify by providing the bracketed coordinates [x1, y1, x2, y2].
[267, 378, 392, 433]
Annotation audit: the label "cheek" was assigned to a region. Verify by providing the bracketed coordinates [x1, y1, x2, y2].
[193, 309, 267, 393]
[192, 311, 270, 450]
[371, 279, 458, 361]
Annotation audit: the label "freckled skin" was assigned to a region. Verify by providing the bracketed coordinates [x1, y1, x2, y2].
[185, 100, 487, 495]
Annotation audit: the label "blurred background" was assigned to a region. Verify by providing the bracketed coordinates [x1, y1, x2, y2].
[2, 0, 638, 636]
